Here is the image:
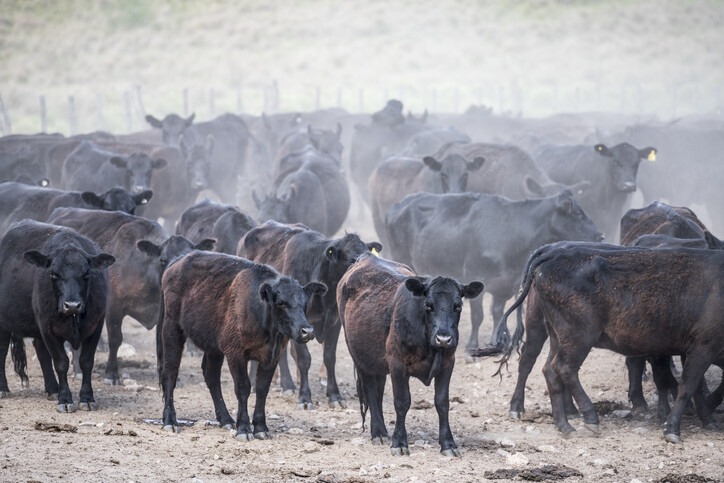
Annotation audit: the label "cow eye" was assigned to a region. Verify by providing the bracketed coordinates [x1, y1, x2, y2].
[50, 272, 60, 280]
[159, 258, 169, 266]
[425, 303, 434, 312]
[454, 303, 462, 313]
[276, 300, 287, 308]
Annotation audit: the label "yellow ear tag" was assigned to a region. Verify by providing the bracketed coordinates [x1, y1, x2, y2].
[371, 247, 379, 257]
[648, 151, 656, 162]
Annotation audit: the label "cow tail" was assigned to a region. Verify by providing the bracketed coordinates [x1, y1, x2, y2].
[10, 334, 29, 387]
[156, 289, 165, 389]
[354, 365, 368, 432]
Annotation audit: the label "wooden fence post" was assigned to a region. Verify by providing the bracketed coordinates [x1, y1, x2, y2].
[68, 95, 77, 136]
[263, 86, 269, 113]
[134, 84, 146, 119]
[272, 80, 279, 112]
[40, 95, 47, 133]
[0, 93, 12, 135]
[315, 87, 321, 110]
[96, 94, 104, 131]
[124, 91, 133, 132]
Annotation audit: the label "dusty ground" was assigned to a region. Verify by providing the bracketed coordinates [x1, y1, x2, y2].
[2, 297, 723, 482]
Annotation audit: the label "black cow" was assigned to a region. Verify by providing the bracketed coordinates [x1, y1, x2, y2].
[158, 250, 325, 439]
[368, 154, 484, 245]
[482, 243, 724, 443]
[237, 220, 382, 408]
[61, 140, 167, 195]
[0, 220, 114, 411]
[401, 127, 471, 157]
[254, 146, 349, 237]
[177, 198, 257, 255]
[0, 181, 151, 234]
[337, 252, 483, 456]
[619, 201, 708, 246]
[385, 190, 603, 351]
[47, 207, 214, 384]
[0, 143, 45, 186]
[533, 142, 656, 240]
[272, 124, 343, 175]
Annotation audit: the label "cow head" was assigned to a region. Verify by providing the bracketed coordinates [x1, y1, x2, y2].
[308, 124, 344, 161]
[404, 277, 484, 350]
[180, 134, 213, 191]
[259, 278, 326, 344]
[24, 245, 115, 349]
[548, 190, 605, 242]
[324, 233, 383, 282]
[146, 113, 195, 147]
[252, 190, 289, 225]
[81, 187, 153, 215]
[594, 143, 657, 193]
[109, 153, 167, 195]
[423, 154, 485, 193]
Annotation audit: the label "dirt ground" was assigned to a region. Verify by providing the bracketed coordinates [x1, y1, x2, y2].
[2, 295, 723, 483]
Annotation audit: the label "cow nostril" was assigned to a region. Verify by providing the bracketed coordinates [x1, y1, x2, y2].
[301, 327, 314, 339]
[435, 334, 452, 346]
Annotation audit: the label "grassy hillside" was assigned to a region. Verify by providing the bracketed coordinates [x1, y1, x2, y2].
[1, 0, 723, 134]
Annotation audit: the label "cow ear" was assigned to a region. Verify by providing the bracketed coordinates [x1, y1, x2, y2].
[639, 147, 657, 161]
[524, 177, 545, 197]
[462, 281, 485, 299]
[423, 156, 442, 172]
[705, 231, 724, 249]
[24, 250, 51, 268]
[136, 240, 162, 258]
[594, 144, 612, 157]
[336, 122, 342, 138]
[81, 191, 102, 208]
[134, 190, 153, 205]
[404, 277, 427, 297]
[366, 242, 382, 255]
[206, 135, 215, 155]
[152, 158, 167, 170]
[304, 281, 327, 298]
[110, 156, 127, 169]
[195, 238, 216, 251]
[89, 253, 116, 269]
[468, 156, 485, 171]
[146, 115, 162, 129]
[185, 113, 196, 127]
[259, 282, 274, 303]
[325, 245, 339, 262]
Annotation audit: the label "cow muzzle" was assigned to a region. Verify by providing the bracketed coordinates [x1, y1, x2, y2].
[620, 181, 637, 192]
[60, 300, 83, 316]
[298, 326, 315, 343]
[433, 333, 455, 349]
[132, 185, 147, 195]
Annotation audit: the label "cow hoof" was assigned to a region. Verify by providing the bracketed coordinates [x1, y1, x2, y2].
[371, 436, 389, 445]
[0, 391, 9, 399]
[441, 448, 461, 457]
[283, 389, 296, 397]
[221, 423, 234, 431]
[664, 432, 682, 444]
[78, 401, 97, 411]
[104, 377, 122, 386]
[57, 403, 76, 413]
[235, 432, 254, 442]
[319, 378, 328, 387]
[583, 423, 600, 434]
[704, 422, 722, 431]
[297, 402, 314, 410]
[329, 399, 347, 409]
[253, 431, 271, 440]
[509, 410, 523, 420]
[559, 427, 576, 439]
[162, 424, 180, 433]
[390, 446, 410, 456]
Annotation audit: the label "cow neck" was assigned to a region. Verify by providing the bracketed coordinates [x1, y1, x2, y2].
[421, 350, 443, 386]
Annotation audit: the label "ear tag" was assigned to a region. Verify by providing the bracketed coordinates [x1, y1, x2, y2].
[597, 146, 603, 151]
[648, 151, 656, 162]
[328, 249, 333, 255]
[141, 198, 148, 204]
[371, 247, 379, 257]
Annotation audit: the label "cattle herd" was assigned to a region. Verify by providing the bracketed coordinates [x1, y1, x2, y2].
[1, 98, 724, 458]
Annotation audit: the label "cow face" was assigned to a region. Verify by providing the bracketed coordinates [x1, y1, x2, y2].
[549, 190, 605, 242]
[24, 246, 115, 349]
[594, 143, 656, 193]
[423, 154, 485, 193]
[309, 124, 344, 161]
[81, 187, 152, 215]
[253, 190, 288, 225]
[109, 153, 167, 195]
[405, 277, 484, 349]
[180, 135, 213, 191]
[325, 234, 383, 280]
[259, 278, 326, 343]
[146, 113, 195, 147]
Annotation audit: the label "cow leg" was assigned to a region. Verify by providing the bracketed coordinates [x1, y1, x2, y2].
[650, 356, 675, 421]
[510, 303, 548, 419]
[541, 333, 575, 437]
[488, 293, 507, 345]
[104, 307, 124, 385]
[323, 318, 345, 408]
[276, 347, 297, 394]
[360, 371, 388, 443]
[706, 375, 724, 413]
[390, 369, 411, 456]
[626, 356, 648, 413]
[251, 361, 277, 439]
[553, 350, 598, 432]
[77, 321, 103, 410]
[32, 338, 59, 398]
[202, 351, 234, 430]
[435, 364, 460, 457]
[664, 353, 714, 443]
[693, 378, 720, 431]
[292, 341, 314, 410]
[0, 332, 10, 396]
[227, 355, 254, 441]
[41, 330, 75, 412]
[466, 294, 484, 352]
[160, 317, 186, 433]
